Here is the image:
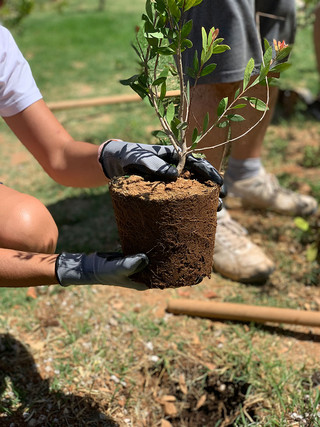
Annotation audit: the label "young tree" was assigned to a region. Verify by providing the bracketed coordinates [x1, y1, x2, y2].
[121, 0, 291, 175]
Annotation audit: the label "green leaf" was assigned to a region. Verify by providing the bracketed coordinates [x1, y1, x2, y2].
[145, 31, 164, 39]
[201, 27, 207, 51]
[155, 46, 176, 55]
[152, 129, 168, 139]
[146, 0, 153, 21]
[144, 18, 155, 34]
[166, 102, 175, 124]
[227, 114, 245, 122]
[154, 0, 166, 13]
[270, 62, 291, 73]
[131, 83, 148, 99]
[152, 76, 166, 86]
[212, 44, 231, 54]
[153, 68, 169, 85]
[186, 80, 190, 104]
[243, 97, 268, 112]
[203, 112, 209, 133]
[177, 121, 188, 130]
[263, 45, 273, 68]
[160, 81, 167, 100]
[217, 97, 228, 116]
[146, 36, 160, 48]
[231, 103, 246, 109]
[181, 39, 193, 50]
[192, 50, 199, 75]
[119, 74, 139, 86]
[187, 67, 196, 79]
[200, 63, 216, 77]
[264, 38, 270, 52]
[192, 127, 198, 144]
[168, 64, 178, 76]
[294, 217, 310, 232]
[167, 0, 181, 19]
[181, 20, 193, 39]
[234, 88, 240, 100]
[191, 140, 199, 150]
[259, 63, 270, 82]
[243, 58, 255, 91]
[217, 120, 228, 128]
[275, 45, 292, 62]
[185, 0, 203, 12]
[158, 100, 165, 117]
[307, 243, 318, 262]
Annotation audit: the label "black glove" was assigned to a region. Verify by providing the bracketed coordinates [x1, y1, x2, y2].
[99, 140, 223, 185]
[55, 252, 149, 291]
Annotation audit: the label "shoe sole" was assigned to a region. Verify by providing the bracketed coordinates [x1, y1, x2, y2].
[213, 265, 275, 285]
[226, 194, 318, 217]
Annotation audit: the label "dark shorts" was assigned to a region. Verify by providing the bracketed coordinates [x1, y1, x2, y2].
[182, 0, 296, 84]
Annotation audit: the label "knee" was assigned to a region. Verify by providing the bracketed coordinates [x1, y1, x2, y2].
[2, 194, 58, 254]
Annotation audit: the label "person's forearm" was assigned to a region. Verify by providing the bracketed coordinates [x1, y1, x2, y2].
[4, 100, 108, 188]
[0, 248, 58, 287]
[49, 139, 108, 187]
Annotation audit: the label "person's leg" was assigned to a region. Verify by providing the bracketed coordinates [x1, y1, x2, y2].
[0, 185, 58, 254]
[185, 0, 317, 282]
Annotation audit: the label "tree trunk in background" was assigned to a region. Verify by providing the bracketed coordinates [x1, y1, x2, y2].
[98, 0, 106, 11]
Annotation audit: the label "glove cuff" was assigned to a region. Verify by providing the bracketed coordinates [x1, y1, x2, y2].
[55, 252, 96, 287]
[98, 139, 123, 179]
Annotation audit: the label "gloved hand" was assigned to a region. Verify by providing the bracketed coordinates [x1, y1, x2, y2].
[55, 252, 149, 291]
[99, 139, 223, 185]
[99, 139, 225, 210]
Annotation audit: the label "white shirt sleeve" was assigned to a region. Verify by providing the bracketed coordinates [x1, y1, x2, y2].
[0, 25, 42, 117]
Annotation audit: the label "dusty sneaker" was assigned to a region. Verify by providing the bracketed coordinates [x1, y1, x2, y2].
[225, 168, 318, 216]
[213, 209, 275, 283]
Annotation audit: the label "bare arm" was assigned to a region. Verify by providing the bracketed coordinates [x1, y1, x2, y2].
[4, 99, 107, 187]
[0, 248, 58, 287]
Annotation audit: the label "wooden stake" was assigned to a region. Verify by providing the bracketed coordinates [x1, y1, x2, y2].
[167, 299, 320, 327]
[47, 90, 180, 111]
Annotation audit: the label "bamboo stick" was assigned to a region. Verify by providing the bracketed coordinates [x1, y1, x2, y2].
[47, 90, 180, 111]
[166, 299, 320, 327]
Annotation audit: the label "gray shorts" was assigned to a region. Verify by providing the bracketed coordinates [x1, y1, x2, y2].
[182, 0, 296, 84]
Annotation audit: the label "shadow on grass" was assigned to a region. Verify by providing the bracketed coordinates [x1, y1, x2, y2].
[255, 323, 320, 343]
[47, 191, 120, 254]
[0, 334, 119, 426]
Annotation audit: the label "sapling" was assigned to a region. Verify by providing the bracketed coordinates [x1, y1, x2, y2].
[121, 0, 292, 176]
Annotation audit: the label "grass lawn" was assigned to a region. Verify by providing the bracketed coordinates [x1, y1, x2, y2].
[0, 2, 320, 426]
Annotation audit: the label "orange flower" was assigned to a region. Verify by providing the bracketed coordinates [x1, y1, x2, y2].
[273, 39, 288, 52]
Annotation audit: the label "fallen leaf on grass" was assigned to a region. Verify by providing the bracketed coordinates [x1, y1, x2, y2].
[177, 289, 191, 297]
[163, 402, 178, 416]
[204, 291, 218, 299]
[112, 301, 124, 310]
[26, 287, 37, 299]
[179, 374, 188, 395]
[195, 394, 207, 410]
[160, 395, 176, 402]
[161, 420, 173, 427]
[118, 396, 126, 407]
[203, 362, 217, 371]
[191, 334, 200, 345]
[27, 340, 45, 352]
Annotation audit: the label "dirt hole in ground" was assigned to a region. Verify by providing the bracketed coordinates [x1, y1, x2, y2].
[147, 361, 258, 426]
